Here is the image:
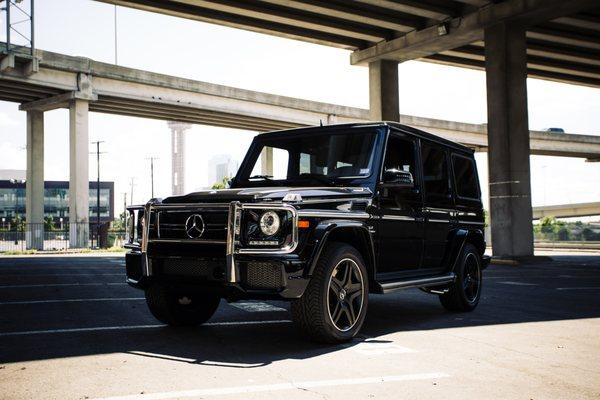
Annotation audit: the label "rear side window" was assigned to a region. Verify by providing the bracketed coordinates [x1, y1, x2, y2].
[452, 154, 479, 199]
[421, 143, 450, 199]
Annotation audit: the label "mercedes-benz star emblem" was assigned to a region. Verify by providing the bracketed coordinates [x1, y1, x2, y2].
[185, 214, 205, 239]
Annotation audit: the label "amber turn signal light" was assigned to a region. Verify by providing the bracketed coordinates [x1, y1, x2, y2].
[297, 220, 310, 229]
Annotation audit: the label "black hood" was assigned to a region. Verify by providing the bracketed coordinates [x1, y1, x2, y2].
[161, 186, 372, 204]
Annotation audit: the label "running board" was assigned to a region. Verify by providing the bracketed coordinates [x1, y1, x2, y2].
[377, 273, 456, 294]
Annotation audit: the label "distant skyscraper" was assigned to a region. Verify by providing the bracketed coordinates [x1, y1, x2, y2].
[208, 154, 239, 187]
[167, 121, 191, 196]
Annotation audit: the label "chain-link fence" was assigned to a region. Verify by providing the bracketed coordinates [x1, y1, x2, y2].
[0, 223, 126, 252]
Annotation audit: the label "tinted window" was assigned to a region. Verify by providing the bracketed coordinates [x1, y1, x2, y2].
[452, 154, 479, 199]
[421, 143, 449, 198]
[383, 135, 416, 176]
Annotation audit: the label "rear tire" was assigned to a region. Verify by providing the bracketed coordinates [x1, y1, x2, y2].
[145, 284, 220, 326]
[291, 242, 369, 343]
[439, 243, 482, 312]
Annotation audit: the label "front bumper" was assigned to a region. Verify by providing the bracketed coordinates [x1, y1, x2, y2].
[125, 251, 310, 300]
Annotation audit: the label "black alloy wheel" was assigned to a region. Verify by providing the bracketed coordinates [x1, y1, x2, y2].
[327, 258, 365, 332]
[439, 243, 482, 312]
[291, 242, 369, 343]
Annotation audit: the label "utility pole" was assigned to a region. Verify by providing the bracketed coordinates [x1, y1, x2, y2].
[146, 157, 159, 198]
[129, 178, 136, 205]
[91, 141, 105, 248]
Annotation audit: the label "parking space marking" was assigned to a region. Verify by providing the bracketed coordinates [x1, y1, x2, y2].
[497, 281, 539, 286]
[93, 372, 450, 400]
[230, 301, 287, 312]
[0, 282, 127, 289]
[0, 319, 292, 337]
[352, 341, 416, 355]
[0, 297, 144, 305]
[556, 287, 600, 291]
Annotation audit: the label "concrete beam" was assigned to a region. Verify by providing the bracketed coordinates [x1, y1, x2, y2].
[353, 0, 454, 21]
[25, 110, 44, 250]
[69, 99, 90, 248]
[0, 54, 16, 72]
[485, 22, 534, 258]
[533, 202, 600, 219]
[351, 0, 599, 65]
[19, 90, 98, 112]
[369, 60, 399, 121]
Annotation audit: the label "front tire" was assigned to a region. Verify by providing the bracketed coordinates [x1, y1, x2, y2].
[439, 243, 482, 312]
[145, 284, 220, 326]
[291, 243, 369, 343]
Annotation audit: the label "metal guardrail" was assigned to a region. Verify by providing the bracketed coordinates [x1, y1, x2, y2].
[0, 223, 126, 252]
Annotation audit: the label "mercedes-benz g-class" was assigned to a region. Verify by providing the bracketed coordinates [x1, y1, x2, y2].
[125, 122, 489, 343]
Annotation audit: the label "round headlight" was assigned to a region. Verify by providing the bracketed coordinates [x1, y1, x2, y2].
[259, 211, 280, 236]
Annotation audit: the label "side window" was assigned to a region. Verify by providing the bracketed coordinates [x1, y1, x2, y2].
[421, 143, 450, 199]
[383, 135, 417, 177]
[452, 154, 479, 199]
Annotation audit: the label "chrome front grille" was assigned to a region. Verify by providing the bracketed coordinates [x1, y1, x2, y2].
[148, 205, 229, 243]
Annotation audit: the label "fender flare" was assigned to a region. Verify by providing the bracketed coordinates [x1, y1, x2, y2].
[306, 219, 376, 280]
[443, 228, 486, 273]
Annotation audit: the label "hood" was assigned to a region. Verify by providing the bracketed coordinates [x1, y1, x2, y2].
[161, 186, 372, 204]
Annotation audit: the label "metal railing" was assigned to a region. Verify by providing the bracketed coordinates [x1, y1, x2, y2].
[0, 223, 126, 252]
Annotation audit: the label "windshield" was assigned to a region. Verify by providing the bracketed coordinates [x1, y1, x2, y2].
[233, 129, 379, 187]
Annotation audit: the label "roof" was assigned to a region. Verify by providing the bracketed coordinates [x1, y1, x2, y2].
[97, 1, 600, 88]
[256, 121, 475, 153]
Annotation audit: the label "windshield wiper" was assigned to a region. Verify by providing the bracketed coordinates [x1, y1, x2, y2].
[248, 174, 273, 180]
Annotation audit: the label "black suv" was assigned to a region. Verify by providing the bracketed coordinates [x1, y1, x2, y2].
[125, 122, 489, 343]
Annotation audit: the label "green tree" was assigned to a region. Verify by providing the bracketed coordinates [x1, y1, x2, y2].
[44, 216, 55, 231]
[211, 176, 230, 189]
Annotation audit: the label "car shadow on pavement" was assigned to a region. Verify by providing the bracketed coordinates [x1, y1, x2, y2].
[1, 257, 599, 365]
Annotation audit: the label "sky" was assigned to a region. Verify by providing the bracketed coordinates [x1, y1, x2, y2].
[0, 0, 599, 216]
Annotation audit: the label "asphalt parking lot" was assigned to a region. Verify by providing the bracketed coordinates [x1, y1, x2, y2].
[0, 253, 599, 400]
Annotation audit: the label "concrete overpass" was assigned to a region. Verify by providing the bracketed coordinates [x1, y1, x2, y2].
[1, 44, 599, 158]
[533, 202, 600, 219]
[94, 0, 600, 259]
[1, 44, 600, 251]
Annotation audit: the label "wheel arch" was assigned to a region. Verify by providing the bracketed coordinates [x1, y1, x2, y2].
[307, 220, 376, 290]
[444, 228, 486, 273]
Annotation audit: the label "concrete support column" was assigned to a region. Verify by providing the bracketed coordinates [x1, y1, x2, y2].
[369, 60, 399, 121]
[25, 111, 44, 250]
[69, 99, 90, 248]
[485, 22, 534, 258]
[261, 146, 273, 176]
[167, 121, 191, 196]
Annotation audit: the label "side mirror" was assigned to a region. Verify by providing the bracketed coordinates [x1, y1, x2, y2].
[383, 168, 414, 188]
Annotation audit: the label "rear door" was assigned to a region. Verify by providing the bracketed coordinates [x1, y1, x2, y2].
[420, 141, 456, 270]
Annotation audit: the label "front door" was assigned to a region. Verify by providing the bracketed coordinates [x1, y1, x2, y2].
[376, 134, 424, 277]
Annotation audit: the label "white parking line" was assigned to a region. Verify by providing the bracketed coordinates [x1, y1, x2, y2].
[497, 281, 539, 286]
[0, 297, 144, 305]
[230, 301, 287, 312]
[556, 287, 600, 291]
[0, 319, 292, 337]
[93, 373, 450, 400]
[0, 282, 127, 289]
